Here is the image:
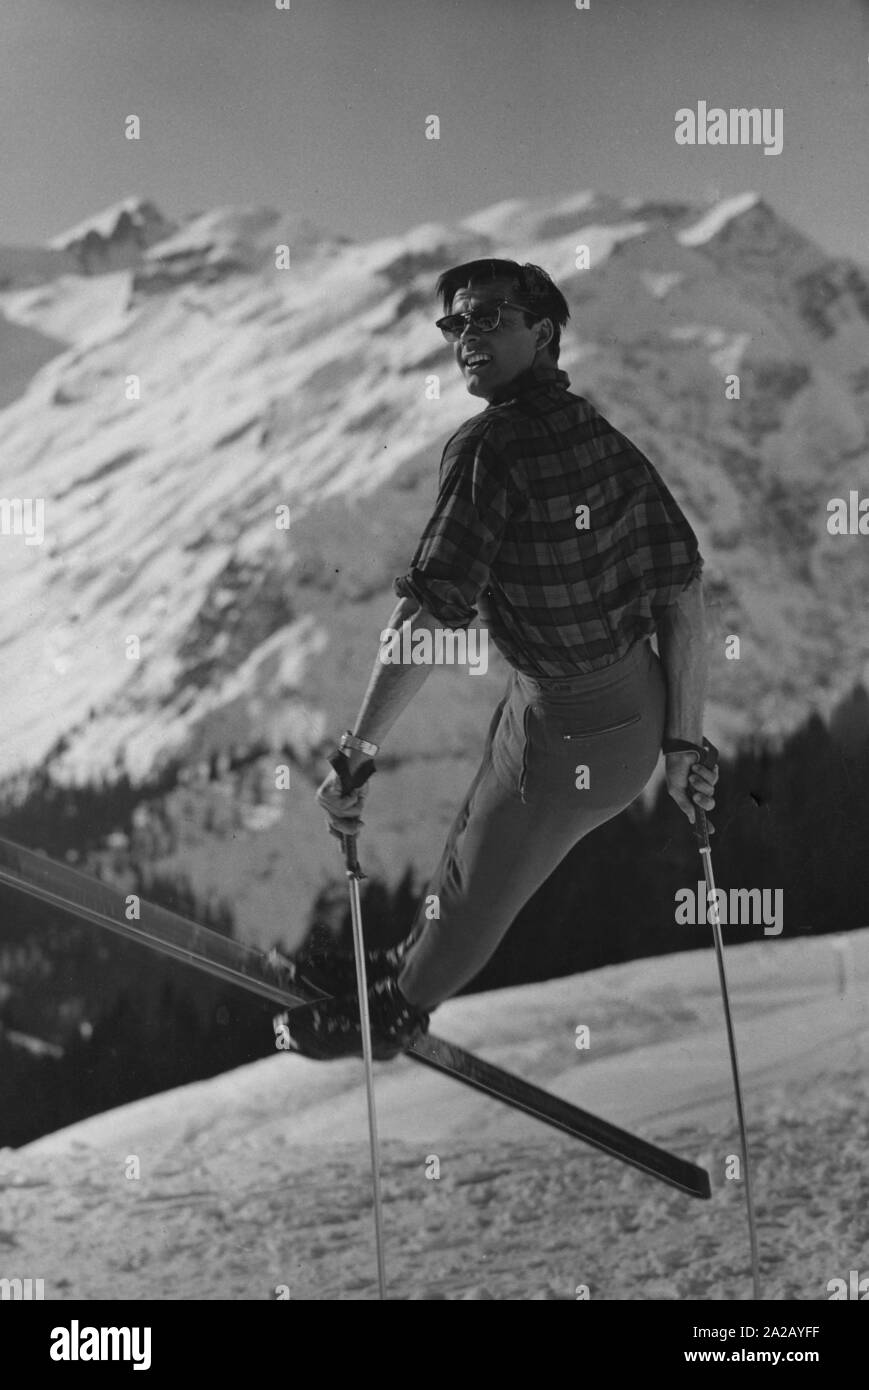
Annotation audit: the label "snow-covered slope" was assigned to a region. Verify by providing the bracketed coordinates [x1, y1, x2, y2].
[7, 931, 868, 1300]
[1, 188, 867, 939]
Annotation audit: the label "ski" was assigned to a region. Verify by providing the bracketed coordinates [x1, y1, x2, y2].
[407, 1033, 709, 1196]
[0, 833, 710, 1199]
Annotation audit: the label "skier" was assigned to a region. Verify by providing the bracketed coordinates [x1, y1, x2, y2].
[289, 258, 718, 1060]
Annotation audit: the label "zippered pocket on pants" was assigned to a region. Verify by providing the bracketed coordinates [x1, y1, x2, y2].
[560, 713, 642, 740]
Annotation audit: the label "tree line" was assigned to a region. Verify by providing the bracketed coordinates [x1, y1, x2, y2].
[0, 683, 866, 1146]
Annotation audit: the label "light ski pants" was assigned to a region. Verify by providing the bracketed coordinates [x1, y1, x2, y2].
[398, 636, 666, 1010]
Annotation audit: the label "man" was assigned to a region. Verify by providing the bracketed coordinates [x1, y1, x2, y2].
[288, 258, 718, 1060]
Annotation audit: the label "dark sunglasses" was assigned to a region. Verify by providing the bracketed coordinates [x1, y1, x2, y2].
[435, 299, 536, 342]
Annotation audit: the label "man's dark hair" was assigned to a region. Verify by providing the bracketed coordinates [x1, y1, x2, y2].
[435, 258, 570, 361]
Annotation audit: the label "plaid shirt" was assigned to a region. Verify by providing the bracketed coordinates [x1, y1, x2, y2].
[394, 363, 704, 677]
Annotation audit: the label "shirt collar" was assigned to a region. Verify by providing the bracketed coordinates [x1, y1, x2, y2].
[485, 361, 570, 406]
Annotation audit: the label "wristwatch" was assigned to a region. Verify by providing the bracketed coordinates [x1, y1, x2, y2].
[337, 730, 380, 758]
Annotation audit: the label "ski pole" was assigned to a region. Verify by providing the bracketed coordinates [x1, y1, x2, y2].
[329, 753, 388, 1301]
[689, 737, 762, 1300]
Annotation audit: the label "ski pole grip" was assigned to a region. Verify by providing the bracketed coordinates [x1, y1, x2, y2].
[341, 831, 363, 875]
[328, 752, 376, 875]
[692, 737, 719, 845]
[697, 736, 718, 773]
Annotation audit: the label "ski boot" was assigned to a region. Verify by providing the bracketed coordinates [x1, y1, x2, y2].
[285, 973, 430, 1061]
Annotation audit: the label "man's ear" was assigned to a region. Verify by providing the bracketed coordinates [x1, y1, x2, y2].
[535, 318, 554, 353]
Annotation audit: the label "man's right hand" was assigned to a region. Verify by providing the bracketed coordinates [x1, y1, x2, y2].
[315, 763, 370, 839]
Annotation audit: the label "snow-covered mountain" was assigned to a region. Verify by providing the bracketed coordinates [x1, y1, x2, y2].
[0, 190, 867, 941]
[45, 196, 178, 274]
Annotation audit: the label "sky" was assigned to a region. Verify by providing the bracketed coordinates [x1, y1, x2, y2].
[1, 0, 868, 261]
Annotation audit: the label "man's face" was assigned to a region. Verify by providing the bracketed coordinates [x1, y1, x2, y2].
[449, 280, 549, 401]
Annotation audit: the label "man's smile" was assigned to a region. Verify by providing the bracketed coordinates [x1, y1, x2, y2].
[462, 351, 493, 373]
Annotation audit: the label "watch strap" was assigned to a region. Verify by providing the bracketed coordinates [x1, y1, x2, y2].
[662, 737, 704, 756]
[663, 736, 719, 772]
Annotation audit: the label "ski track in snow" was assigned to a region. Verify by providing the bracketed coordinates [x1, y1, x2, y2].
[2, 933, 868, 1300]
